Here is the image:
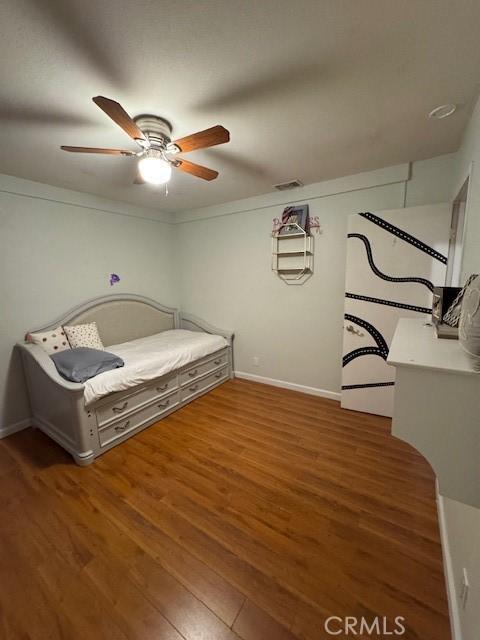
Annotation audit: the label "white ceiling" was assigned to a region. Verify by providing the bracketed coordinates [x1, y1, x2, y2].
[1, 0, 479, 214]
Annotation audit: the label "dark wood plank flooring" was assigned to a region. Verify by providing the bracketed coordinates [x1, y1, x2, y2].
[0, 379, 450, 639]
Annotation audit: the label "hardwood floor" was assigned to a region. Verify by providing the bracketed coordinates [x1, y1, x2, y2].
[0, 379, 450, 639]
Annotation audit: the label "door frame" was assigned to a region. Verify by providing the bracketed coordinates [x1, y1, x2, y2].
[446, 162, 473, 286]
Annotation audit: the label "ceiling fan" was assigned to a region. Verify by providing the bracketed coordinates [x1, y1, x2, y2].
[61, 96, 230, 185]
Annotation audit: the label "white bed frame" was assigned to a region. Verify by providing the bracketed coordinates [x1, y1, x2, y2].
[18, 294, 234, 466]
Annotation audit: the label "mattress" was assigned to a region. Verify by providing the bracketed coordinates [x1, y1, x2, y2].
[84, 329, 228, 405]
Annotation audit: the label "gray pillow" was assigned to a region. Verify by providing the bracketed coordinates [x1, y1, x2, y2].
[51, 347, 124, 383]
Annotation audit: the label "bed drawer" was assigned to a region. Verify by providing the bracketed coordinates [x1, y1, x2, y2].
[180, 349, 229, 386]
[181, 366, 228, 402]
[95, 372, 178, 427]
[99, 389, 180, 447]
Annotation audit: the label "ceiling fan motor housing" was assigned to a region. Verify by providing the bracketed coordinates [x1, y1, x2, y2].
[134, 115, 173, 149]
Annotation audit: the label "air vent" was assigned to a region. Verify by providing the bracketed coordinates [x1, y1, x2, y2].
[274, 179, 304, 191]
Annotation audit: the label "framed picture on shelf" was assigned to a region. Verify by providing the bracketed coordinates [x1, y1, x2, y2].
[278, 204, 310, 235]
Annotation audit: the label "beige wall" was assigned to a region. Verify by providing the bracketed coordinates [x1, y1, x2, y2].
[175, 157, 455, 396]
[0, 174, 176, 433]
[442, 496, 480, 640]
[453, 95, 480, 279]
[0, 157, 459, 417]
[441, 94, 480, 640]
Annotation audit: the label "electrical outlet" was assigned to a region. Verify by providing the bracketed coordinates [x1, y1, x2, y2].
[460, 568, 469, 609]
[253, 356, 260, 366]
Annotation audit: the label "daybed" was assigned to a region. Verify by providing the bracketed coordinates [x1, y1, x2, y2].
[18, 294, 234, 465]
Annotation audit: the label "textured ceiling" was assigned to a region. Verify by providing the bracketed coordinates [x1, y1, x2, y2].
[1, 0, 479, 213]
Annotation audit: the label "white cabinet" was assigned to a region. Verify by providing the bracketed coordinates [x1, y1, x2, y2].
[388, 318, 480, 508]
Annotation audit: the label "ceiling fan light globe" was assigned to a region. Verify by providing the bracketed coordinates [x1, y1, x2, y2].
[138, 154, 172, 185]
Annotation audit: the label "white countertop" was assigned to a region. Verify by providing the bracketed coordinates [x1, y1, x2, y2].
[387, 318, 478, 376]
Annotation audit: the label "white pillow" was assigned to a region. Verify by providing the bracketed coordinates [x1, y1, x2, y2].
[63, 322, 104, 350]
[27, 326, 71, 355]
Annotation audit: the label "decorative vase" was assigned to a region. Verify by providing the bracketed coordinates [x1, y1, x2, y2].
[459, 274, 480, 364]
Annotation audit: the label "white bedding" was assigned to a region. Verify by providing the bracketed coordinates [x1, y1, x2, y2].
[84, 329, 228, 405]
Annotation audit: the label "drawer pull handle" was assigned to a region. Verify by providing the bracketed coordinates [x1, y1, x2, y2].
[156, 383, 168, 391]
[158, 399, 170, 408]
[114, 420, 130, 432]
[215, 372, 223, 379]
[188, 369, 198, 377]
[214, 359, 221, 365]
[189, 384, 199, 392]
[112, 401, 128, 413]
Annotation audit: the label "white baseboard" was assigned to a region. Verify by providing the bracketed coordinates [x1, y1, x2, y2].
[437, 481, 463, 640]
[234, 371, 341, 401]
[0, 418, 31, 439]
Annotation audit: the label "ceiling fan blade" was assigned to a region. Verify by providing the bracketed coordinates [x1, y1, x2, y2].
[61, 146, 135, 155]
[174, 158, 218, 181]
[92, 96, 147, 144]
[171, 125, 229, 153]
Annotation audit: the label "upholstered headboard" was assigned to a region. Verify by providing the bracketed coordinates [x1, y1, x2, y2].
[27, 294, 179, 347]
